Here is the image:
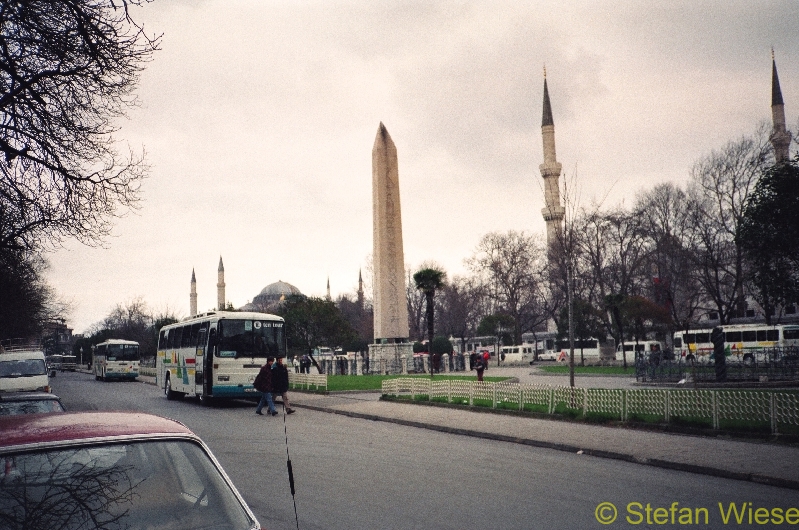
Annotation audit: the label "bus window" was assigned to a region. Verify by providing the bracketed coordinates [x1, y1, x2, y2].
[158, 329, 167, 350]
[785, 328, 799, 340]
[742, 330, 756, 342]
[674, 337, 683, 348]
[197, 325, 208, 349]
[181, 325, 195, 348]
[725, 331, 742, 342]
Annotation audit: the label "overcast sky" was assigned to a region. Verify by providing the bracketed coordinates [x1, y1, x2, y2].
[46, 1, 799, 334]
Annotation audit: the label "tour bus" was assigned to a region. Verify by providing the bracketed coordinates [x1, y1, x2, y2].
[156, 311, 286, 404]
[615, 340, 665, 361]
[93, 339, 140, 381]
[673, 323, 799, 363]
[540, 338, 603, 362]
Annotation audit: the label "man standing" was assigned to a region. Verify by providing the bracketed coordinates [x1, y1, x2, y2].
[254, 357, 277, 416]
[272, 357, 295, 414]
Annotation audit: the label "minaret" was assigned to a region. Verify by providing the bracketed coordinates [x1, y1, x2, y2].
[190, 268, 197, 317]
[326, 277, 331, 301]
[217, 256, 226, 310]
[357, 269, 364, 310]
[540, 68, 566, 248]
[771, 50, 791, 163]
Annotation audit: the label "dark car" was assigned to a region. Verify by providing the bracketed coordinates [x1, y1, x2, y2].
[0, 391, 65, 416]
[0, 411, 263, 530]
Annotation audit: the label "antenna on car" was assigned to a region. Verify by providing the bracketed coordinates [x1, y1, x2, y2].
[282, 408, 300, 530]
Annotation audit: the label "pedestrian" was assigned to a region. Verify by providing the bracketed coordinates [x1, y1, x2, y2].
[482, 350, 490, 371]
[271, 357, 295, 414]
[254, 357, 277, 416]
[474, 354, 485, 382]
[469, 351, 476, 371]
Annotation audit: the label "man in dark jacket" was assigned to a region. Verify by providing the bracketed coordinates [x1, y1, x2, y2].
[271, 357, 295, 414]
[254, 357, 277, 416]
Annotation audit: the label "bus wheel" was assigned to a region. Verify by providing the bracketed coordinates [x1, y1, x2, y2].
[165, 375, 180, 401]
[199, 393, 213, 407]
[743, 353, 754, 366]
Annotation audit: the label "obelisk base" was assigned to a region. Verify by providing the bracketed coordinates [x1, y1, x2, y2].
[368, 342, 414, 375]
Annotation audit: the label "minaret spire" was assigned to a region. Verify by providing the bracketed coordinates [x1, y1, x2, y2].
[539, 70, 566, 247]
[217, 256, 226, 310]
[771, 50, 791, 163]
[190, 268, 197, 317]
[326, 277, 331, 301]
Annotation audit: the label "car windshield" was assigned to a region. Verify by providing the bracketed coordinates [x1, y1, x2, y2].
[0, 359, 47, 378]
[0, 399, 64, 416]
[218, 319, 285, 358]
[0, 440, 256, 530]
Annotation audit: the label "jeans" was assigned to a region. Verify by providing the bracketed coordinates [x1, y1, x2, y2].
[256, 391, 276, 414]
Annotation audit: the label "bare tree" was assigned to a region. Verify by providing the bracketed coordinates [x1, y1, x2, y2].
[635, 182, 702, 339]
[467, 231, 548, 344]
[437, 274, 483, 354]
[0, 0, 160, 251]
[687, 128, 772, 324]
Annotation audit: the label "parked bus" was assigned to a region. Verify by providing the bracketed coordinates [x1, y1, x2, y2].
[540, 338, 603, 362]
[673, 323, 799, 363]
[156, 311, 286, 405]
[93, 340, 140, 381]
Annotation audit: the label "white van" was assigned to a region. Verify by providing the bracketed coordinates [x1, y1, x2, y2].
[0, 349, 51, 393]
[499, 345, 535, 364]
[615, 341, 664, 361]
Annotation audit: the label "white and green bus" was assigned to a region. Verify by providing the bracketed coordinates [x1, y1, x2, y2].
[93, 339, 140, 381]
[156, 311, 286, 405]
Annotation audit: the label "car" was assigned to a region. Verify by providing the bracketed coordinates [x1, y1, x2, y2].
[0, 348, 51, 393]
[0, 411, 262, 530]
[0, 391, 65, 416]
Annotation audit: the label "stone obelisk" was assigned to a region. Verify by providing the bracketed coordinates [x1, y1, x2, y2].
[369, 123, 412, 372]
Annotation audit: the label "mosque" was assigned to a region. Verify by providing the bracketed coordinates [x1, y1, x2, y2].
[188, 256, 303, 316]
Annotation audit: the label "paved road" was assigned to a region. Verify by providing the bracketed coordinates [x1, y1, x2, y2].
[51, 370, 799, 529]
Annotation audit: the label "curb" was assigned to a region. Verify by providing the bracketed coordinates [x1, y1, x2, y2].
[292, 402, 799, 492]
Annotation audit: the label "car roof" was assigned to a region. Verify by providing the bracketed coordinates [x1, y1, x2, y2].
[0, 411, 193, 450]
[0, 391, 61, 402]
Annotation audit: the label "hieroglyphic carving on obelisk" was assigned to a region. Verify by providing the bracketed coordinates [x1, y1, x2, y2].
[372, 123, 409, 342]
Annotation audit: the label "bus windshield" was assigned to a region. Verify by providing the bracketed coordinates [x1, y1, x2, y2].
[106, 344, 140, 361]
[218, 320, 285, 358]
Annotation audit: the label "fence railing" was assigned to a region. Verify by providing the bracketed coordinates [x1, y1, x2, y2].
[289, 372, 328, 391]
[637, 347, 799, 383]
[381, 378, 799, 435]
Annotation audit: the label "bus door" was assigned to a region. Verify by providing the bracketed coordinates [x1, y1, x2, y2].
[194, 323, 207, 392]
[204, 325, 217, 397]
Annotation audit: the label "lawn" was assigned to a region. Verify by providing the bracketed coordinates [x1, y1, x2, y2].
[319, 374, 507, 392]
[537, 364, 635, 375]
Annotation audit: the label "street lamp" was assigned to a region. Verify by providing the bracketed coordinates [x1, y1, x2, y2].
[496, 326, 508, 367]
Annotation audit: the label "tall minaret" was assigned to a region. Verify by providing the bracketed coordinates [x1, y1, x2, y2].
[190, 268, 197, 317]
[771, 50, 791, 163]
[217, 256, 226, 310]
[357, 269, 364, 310]
[326, 277, 331, 301]
[540, 68, 566, 248]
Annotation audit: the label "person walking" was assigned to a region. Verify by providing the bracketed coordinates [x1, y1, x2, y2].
[272, 357, 295, 414]
[254, 357, 277, 416]
[474, 354, 485, 382]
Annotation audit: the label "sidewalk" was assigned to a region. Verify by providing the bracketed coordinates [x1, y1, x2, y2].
[134, 370, 799, 490]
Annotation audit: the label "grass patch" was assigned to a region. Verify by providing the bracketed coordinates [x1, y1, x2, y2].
[538, 365, 635, 375]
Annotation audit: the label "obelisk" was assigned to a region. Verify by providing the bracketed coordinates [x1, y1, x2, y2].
[370, 123, 411, 371]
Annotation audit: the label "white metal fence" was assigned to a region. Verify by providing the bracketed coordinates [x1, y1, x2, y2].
[289, 372, 328, 391]
[381, 378, 799, 435]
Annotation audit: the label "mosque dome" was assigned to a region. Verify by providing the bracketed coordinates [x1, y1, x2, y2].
[258, 281, 301, 298]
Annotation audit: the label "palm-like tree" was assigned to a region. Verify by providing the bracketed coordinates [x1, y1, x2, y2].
[413, 267, 446, 376]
